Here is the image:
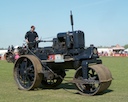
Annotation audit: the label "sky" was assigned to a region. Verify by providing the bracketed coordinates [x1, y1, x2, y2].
[0, 0, 128, 48]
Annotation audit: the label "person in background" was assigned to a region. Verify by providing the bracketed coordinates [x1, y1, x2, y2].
[25, 25, 39, 48]
[14, 49, 20, 60]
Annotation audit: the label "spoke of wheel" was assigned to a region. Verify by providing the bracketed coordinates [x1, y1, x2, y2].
[22, 76, 25, 86]
[29, 66, 34, 73]
[91, 69, 95, 76]
[24, 59, 28, 69]
[17, 66, 23, 86]
[26, 75, 31, 87]
[28, 65, 33, 70]
[88, 69, 98, 92]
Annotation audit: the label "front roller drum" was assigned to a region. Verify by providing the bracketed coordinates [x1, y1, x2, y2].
[74, 64, 112, 95]
[13, 55, 42, 90]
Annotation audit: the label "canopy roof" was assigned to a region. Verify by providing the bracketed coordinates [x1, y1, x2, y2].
[112, 44, 124, 50]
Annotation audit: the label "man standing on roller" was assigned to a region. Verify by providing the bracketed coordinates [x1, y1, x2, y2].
[25, 25, 39, 48]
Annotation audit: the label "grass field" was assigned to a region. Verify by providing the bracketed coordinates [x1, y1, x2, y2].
[0, 57, 128, 102]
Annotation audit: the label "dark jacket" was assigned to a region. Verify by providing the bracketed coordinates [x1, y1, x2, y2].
[25, 31, 38, 42]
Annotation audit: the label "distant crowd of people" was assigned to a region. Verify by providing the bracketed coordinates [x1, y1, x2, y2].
[99, 51, 128, 57]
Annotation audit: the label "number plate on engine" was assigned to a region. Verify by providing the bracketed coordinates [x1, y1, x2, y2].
[48, 54, 64, 62]
[55, 54, 64, 63]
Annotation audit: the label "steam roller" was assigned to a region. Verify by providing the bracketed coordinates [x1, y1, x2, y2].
[13, 11, 112, 96]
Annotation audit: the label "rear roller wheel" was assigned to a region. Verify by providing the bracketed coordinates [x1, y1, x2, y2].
[13, 55, 42, 90]
[74, 64, 112, 95]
